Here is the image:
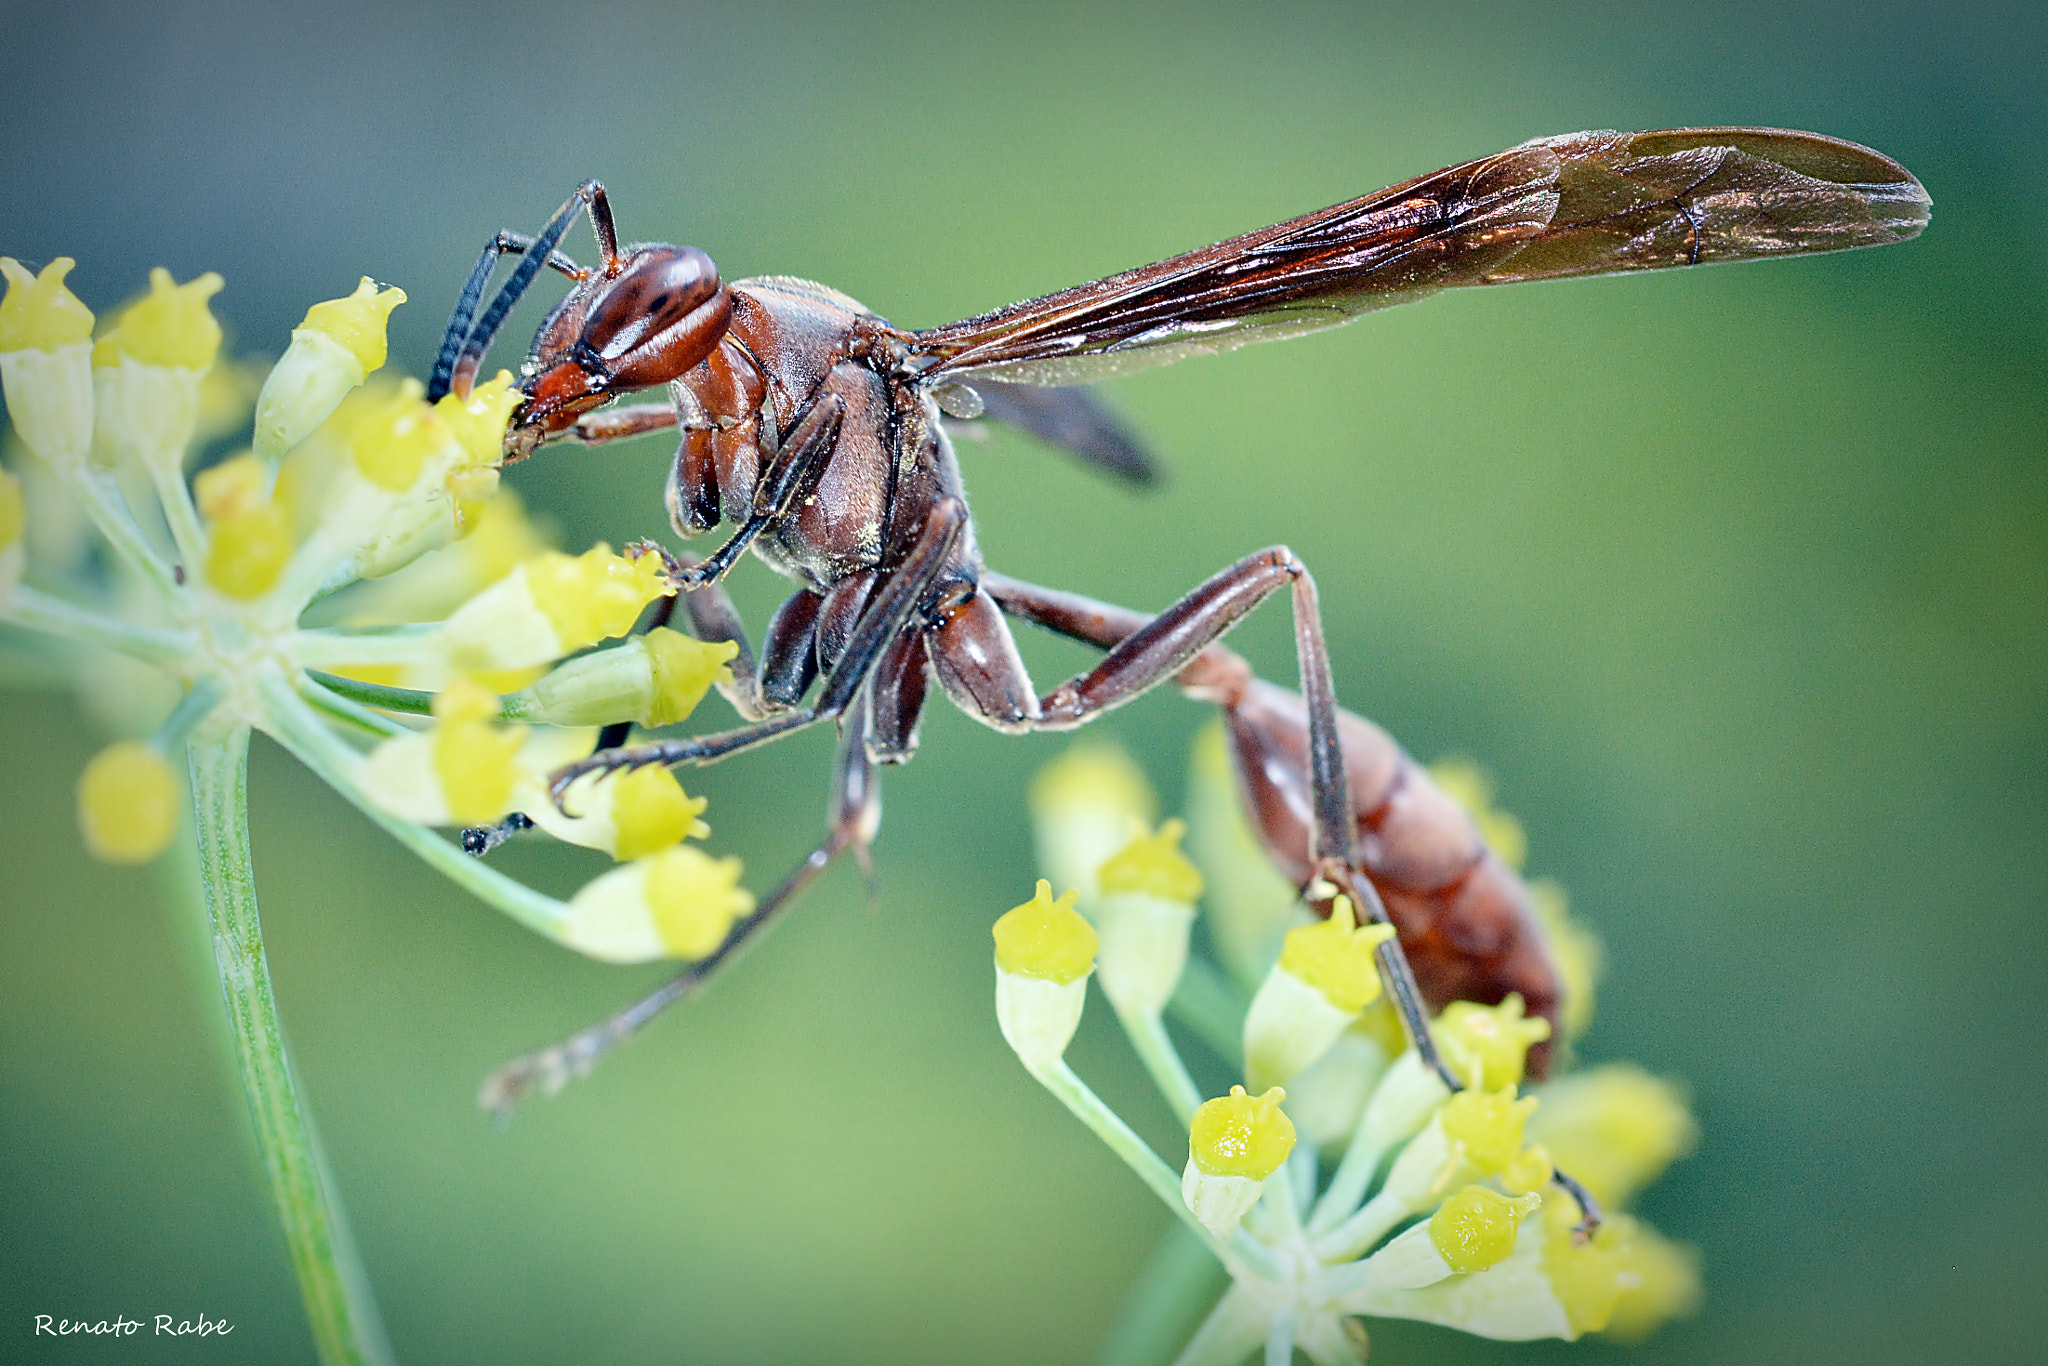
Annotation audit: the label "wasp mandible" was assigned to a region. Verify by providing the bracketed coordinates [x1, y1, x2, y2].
[434, 129, 1927, 1153]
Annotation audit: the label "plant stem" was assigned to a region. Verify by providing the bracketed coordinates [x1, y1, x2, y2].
[1120, 1006, 1203, 1125]
[59, 460, 183, 599]
[186, 730, 394, 1366]
[1029, 1058, 1263, 1280]
[3, 584, 195, 663]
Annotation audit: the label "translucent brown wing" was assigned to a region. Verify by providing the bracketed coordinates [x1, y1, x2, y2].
[911, 127, 1929, 388]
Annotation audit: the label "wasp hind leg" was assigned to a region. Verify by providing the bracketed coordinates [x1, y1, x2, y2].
[977, 563, 1605, 1236]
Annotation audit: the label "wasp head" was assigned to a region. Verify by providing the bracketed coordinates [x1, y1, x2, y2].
[503, 244, 731, 459]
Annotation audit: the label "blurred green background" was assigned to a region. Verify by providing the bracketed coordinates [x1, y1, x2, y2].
[2, 1, 2042, 1362]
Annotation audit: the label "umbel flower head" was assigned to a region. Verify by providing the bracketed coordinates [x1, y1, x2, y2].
[0, 255, 756, 968]
[1001, 735, 1702, 1363]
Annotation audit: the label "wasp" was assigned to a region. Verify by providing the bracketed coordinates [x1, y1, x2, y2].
[435, 129, 1926, 1153]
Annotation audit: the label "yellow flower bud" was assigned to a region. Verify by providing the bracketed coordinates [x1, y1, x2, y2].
[1538, 1200, 1631, 1337]
[1096, 816, 1204, 902]
[92, 268, 223, 371]
[1438, 1086, 1540, 1177]
[1437, 995, 1552, 1092]
[1601, 1216, 1702, 1342]
[193, 452, 269, 522]
[992, 880, 1097, 984]
[1181, 1085, 1296, 1235]
[1429, 1185, 1542, 1273]
[992, 881, 1096, 1070]
[1, 259, 97, 461]
[612, 766, 710, 860]
[252, 279, 406, 460]
[347, 379, 458, 492]
[644, 844, 753, 957]
[1499, 1142, 1555, 1196]
[524, 543, 673, 653]
[434, 370, 521, 466]
[644, 628, 737, 727]
[76, 740, 180, 864]
[0, 257, 95, 351]
[299, 277, 405, 373]
[442, 544, 676, 674]
[204, 504, 293, 600]
[1524, 1064, 1695, 1209]
[1029, 742, 1156, 905]
[1277, 897, 1395, 1014]
[432, 683, 527, 826]
[1189, 1084, 1297, 1180]
[561, 844, 753, 963]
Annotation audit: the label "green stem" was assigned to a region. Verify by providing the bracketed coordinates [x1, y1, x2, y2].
[1120, 1006, 1203, 1126]
[3, 584, 195, 663]
[302, 670, 438, 716]
[296, 674, 411, 739]
[186, 730, 394, 1366]
[60, 460, 182, 600]
[294, 623, 446, 669]
[1029, 1059, 1264, 1280]
[1166, 957, 1247, 1066]
[146, 453, 209, 576]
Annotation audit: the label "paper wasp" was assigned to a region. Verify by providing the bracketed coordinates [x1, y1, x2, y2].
[429, 129, 1926, 1167]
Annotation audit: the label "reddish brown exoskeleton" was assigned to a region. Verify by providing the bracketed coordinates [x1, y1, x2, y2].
[434, 131, 1927, 1210]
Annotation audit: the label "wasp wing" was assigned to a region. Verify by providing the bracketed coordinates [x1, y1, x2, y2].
[945, 380, 1160, 485]
[911, 128, 1928, 388]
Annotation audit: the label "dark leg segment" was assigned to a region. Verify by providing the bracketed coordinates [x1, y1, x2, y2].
[658, 391, 846, 590]
[546, 497, 965, 807]
[566, 403, 680, 444]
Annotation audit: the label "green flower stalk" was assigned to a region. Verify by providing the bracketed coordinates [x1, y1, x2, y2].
[0, 256, 754, 1363]
[1011, 733, 1702, 1365]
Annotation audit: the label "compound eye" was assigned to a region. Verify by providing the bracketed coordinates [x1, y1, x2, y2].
[585, 247, 722, 367]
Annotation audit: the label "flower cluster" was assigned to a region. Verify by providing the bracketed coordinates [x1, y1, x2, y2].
[0, 255, 755, 970]
[1000, 738, 1701, 1364]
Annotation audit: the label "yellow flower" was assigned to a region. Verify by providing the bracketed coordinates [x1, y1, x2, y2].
[1244, 897, 1395, 1090]
[1525, 1064, 1696, 1209]
[561, 844, 753, 963]
[529, 763, 711, 861]
[0, 257, 94, 351]
[991, 881, 1097, 1069]
[442, 544, 674, 674]
[992, 879, 1097, 983]
[1436, 995, 1552, 1092]
[1028, 741, 1156, 909]
[0, 257, 97, 462]
[1091, 819, 1202, 1017]
[253, 278, 405, 459]
[1181, 1085, 1296, 1234]
[76, 741, 180, 864]
[516, 627, 736, 729]
[357, 681, 534, 828]
[92, 268, 224, 371]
